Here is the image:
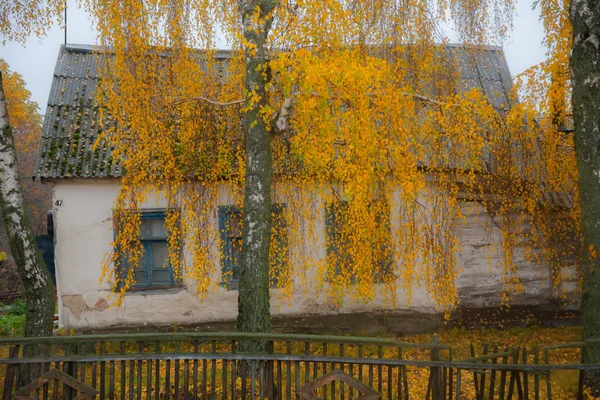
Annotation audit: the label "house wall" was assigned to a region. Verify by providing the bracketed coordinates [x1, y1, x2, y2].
[51, 180, 569, 331]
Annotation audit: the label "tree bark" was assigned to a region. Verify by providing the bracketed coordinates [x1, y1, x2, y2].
[570, 0, 600, 392]
[237, 0, 276, 335]
[0, 72, 55, 382]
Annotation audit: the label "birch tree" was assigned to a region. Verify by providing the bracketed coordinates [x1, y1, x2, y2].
[570, 0, 600, 387]
[0, 69, 55, 380]
[0, 1, 62, 383]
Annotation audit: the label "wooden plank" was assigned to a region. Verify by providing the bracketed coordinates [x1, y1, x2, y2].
[146, 346, 152, 400]
[231, 341, 237, 400]
[165, 358, 171, 400]
[285, 341, 291, 400]
[109, 360, 115, 400]
[154, 342, 160, 400]
[2, 345, 19, 400]
[184, 359, 190, 400]
[193, 341, 198, 400]
[174, 341, 180, 400]
[120, 342, 126, 400]
[471, 344, 480, 399]
[136, 342, 142, 400]
[544, 349, 552, 400]
[479, 344, 488, 400]
[522, 347, 529, 400]
[100, 342, 106, 400]
[0, 332, 451, 350]
[488, 346, 498, 400]
[128, 359, 135, 400]
[456, 369, 462, 400]
[378, 345, 383, 395]
[211, 340, 217, 397]
[534, 350, 540, 400]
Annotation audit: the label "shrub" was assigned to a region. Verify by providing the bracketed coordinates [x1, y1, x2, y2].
[0, 299, 26, 337]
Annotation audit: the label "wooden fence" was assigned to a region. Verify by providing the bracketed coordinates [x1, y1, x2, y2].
[0, 332, 599, 399]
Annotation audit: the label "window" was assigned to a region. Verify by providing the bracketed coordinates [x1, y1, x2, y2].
[120, 210, 177, 289]
[325, 200, 393, 283]
[218, 204, 287, 287]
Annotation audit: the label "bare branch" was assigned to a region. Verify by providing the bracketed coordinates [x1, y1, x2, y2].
[273, 97, 293, 134]
[172, 96, 245, 107]
[400, 92, 449, 106]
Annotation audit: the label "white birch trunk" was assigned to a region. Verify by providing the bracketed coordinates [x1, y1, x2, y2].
[0, 71, 54, 382]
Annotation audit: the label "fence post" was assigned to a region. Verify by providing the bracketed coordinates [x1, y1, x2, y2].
[431, 335, 443, 400]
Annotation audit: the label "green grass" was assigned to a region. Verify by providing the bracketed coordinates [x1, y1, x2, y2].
[0, 299, 26, 337]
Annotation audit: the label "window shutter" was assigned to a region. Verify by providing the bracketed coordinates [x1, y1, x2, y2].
[218, 206, 242, 283]
[270, 204, 287, 285]
[325, 200, 393, 283]
[116, 210, 177, 290]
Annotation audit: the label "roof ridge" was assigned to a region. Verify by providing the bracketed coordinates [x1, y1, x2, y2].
[64, 42, 505, 54]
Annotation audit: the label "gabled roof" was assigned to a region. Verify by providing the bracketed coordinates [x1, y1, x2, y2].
[35, 43, 514, 180]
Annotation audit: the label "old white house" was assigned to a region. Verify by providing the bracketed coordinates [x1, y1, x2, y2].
[35, 44, 575, 331]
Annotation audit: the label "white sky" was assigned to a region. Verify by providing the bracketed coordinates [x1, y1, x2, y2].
[1, 0, 547, 110]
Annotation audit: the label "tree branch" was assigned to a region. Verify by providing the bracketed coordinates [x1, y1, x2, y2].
[272, 97, 293, 135]
[172, 96, 245, 107]
[400, 92, 448, 106]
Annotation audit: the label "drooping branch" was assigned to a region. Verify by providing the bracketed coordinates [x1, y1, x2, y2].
[400, 92, 451, 107]
[172, 96, 245, 107]
[271, 90, 451, 136]
[171, 89, 452, 132]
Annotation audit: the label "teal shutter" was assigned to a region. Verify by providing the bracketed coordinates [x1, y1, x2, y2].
[373, 202, 393, 283]
[325, 201, 393, 282]
[141, 211, 174, 287]
[117, 210, 176, 289]
[325, 201, 349, 277]
[218, 206, 242, 283]
[219, 204, 288, 287]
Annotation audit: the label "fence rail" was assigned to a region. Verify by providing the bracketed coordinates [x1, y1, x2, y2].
[0, 332, 598, 399]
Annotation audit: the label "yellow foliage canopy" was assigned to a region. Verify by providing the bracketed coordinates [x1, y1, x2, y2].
[0, 0, 65, 43]
[85, 0, 578, 312]
[0, 60, 50, 236]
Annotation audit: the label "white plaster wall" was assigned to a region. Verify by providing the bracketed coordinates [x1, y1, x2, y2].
[51, 180, 563, 330]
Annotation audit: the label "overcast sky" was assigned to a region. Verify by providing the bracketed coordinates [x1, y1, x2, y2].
[1, 0, 548, 111]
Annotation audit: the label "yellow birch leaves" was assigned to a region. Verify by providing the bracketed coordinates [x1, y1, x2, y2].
[88, 0, 580, 312]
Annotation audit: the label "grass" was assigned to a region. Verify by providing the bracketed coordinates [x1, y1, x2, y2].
[0, 299, 25, 337]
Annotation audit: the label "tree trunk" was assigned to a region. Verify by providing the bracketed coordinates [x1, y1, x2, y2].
[237, 0, 276, 335]
[570, 0, 600, 392]
[0, 72, 55, 383]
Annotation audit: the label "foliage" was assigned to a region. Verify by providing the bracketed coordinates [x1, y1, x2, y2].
[6, 298, 26, 316]
[84, 0, 580, 314]
[0, 0, 66, 43]
[0, 252, 6, 261]
[0, 299, 26, 337]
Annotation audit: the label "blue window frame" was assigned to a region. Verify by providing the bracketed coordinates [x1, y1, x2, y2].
[218, 204, 287, 287]
[120, 210, 176, 289]
[325, 200, 393, 283]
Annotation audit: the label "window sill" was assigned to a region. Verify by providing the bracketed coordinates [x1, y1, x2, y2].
[220, 282, 239, 291]
[124, 285, 186, 295]
[220, 282, 281, 291]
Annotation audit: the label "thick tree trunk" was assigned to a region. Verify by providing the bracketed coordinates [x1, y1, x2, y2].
[570, 0, 600, 391]
[237, 0, 276, 335]
[0, 72, 55, 382]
